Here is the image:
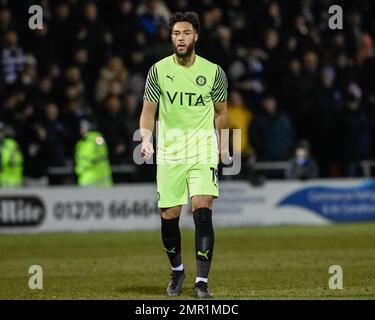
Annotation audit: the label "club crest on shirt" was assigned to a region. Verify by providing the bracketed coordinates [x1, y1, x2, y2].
[196, 75, 207, 86]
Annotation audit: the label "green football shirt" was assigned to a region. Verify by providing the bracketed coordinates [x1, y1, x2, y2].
[144, 54, 228, 165]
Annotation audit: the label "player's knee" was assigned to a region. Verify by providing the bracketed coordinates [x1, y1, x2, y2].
[191, 199, 213, 212]
[161, 207, 181, 220]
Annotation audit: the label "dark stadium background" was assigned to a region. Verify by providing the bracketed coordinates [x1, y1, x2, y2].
[1, 0, 374, 185]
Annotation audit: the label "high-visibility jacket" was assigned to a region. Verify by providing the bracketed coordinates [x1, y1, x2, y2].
[0, 138, 23, 187]
[75, 131, 113, 187]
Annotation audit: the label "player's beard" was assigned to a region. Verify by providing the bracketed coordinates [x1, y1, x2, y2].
[173, 41, 195, 59]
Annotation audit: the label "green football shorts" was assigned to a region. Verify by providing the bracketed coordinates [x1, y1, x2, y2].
[157, 163, 219, 208]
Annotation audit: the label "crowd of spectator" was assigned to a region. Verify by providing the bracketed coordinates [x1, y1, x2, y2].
[1, 0, 375, 183]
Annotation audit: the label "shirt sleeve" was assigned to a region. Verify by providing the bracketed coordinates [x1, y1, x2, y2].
[143, 64, 161, 103]
[211, 65, 228, 103]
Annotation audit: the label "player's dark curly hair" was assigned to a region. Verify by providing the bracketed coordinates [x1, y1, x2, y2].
[169, 11, 200, 34]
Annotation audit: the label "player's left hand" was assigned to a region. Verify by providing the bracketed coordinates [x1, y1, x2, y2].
[220, 151, 233, 165]
[141, 140, 154, 159]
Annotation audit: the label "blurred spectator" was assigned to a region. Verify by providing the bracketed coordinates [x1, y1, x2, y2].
[210, 25, 235, 70]
[95, 56, 128, 102]
[43, 102, 66, 167]
[228, 46, 265, 105]
[32, 76, 56, 108]
[285, 140, 319, 180]
[229, 11, 248, 48]
[262, 29, 283, 97]
[227, 89, 253, 179]
[300, 0, 314, 26]
[39, 0, 52, 23]
[110, 0, 138, 59]
[250, 95, 294, 162]
[168, 0, 189, 13]
[137, 0, 170, 36]
[357, 33, 374, 65]
[0, 122, 23, 188]
[360, 34, 375, 104]
[75, 2, 114, 69]
[71, 47, 93, 94]
[346, 9, 364, 57]
[199, 7, 222, 55]
[0, 7, 14, 34]
[306, 66, 342, 177]
[338, 83, 374, 177]
[227, 89, 253, 159]
[23, 23, 55, 75]
[149, 25, 172, 62]
[266, 1, 283, 31]
[62, 66, 85, 102]
[62, 98, 88, 159]
[19, 57, 38, 93]
[47, 63, 62, 85]
[1, 30, 25, 86]
[19, 114, 49, 187]
[49, 1, 74, 66]
[298, 50, 320, 137]
[280, 59, 303, 134]
[128, 48, 149, 74]
[0, 93, 23, 132]
[97, 95, 129, 164]
[75, 119, 113, 187]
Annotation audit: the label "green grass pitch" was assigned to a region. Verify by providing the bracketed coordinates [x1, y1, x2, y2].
[1, 223, 375, 299]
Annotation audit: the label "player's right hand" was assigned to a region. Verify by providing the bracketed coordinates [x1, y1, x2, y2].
[141, 141, 154, 159]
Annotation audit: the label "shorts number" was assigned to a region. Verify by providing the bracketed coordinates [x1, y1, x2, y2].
[210, 167, 218, 187]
